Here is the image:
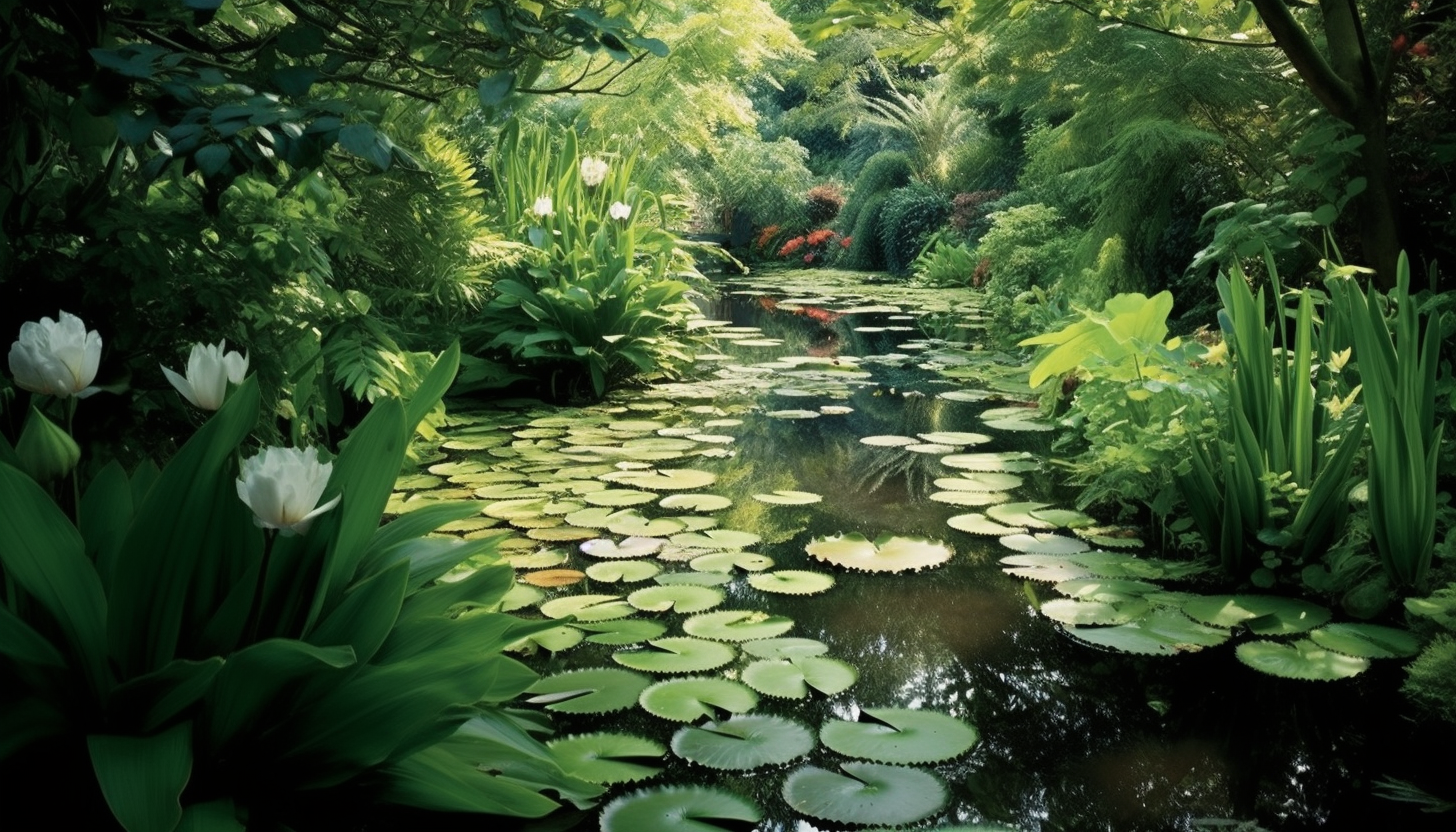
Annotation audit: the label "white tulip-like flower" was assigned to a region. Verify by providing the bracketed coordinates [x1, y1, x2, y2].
[580, 156, 609, 187]
[608, 201, 632, 221]
[531, 196, 554, 217]
[8, 310, 102, 399]
[236, 446, 342, 536]
[161, 340, 249, 411]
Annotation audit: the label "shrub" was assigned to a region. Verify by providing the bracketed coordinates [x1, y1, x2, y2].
[805, 183, 846, 226]
[837, 150, 913, 236]
[949, 190, 1004, 242]
[912, 235, 979, 287]
[840, 191, 893, 271]
[976, 203, 1080, 342]
[685, 132, 814, 232]
[878, 183, 950, 275]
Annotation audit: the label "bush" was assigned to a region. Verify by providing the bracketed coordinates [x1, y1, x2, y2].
[949, 190, 1004, 243]
[840, 192, 893, 271]
[976, 203, 1080, 342]
[837, 150, 913, 236]
[878, 184, 950, 275]
[684, 132, 814, 232]
[912, 235, 979, 287]
[806, 183, 846, 226]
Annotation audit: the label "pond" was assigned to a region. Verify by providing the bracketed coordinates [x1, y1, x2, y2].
[396, 270, 1447, 832]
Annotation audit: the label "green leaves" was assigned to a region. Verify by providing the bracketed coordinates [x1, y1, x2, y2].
[88, 721, 193, 832]
[1021, 291, 1176, 388]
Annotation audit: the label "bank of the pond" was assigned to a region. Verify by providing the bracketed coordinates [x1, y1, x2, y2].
[386, 271, 1449, 832]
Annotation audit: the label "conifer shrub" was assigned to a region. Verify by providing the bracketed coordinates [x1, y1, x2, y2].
[840, 192, 893, 271]
[837, 150, 913, 237]
[878, 184, 950, 275]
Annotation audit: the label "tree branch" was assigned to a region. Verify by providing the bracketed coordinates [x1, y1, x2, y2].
[1249, 0, 1357, 118]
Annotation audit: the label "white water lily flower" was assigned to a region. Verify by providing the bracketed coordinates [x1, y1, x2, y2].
[236, 446, 341, 536]
[162, 340, 248, 411]
[580, 156, 609, 187]
[8, 310, 102, 398]
[531, 196, 554, 217]
[609, 201, 631, 221]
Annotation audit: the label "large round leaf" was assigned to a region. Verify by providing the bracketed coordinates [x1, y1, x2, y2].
[585, 560, 662, 583]
[583, 489, 659, 507]
[614, 637, 738, 673]
[1181, 595, 1332, 635]
[607, 513, 687, 538]
[752, 490, 823, 505]
[683, 610, 795, 642]
[601, 786, 760, 832]
[690, 551, 774, 573]
[659, 493, 733, 512]
[947, 513, 1026, 536]
[935, 473, 1024, 492]
[940, 451, 1040, 472]
[1063, 608, 1230, 656]
[627, 585, 725, 614]
[1235, 639, 1371, 680]
[806, 533, 953, 573]
[782, 762, 946, 826]
[820, 708, 979, 764]
[999, 533, 1090, 555]
[741, 637, 829, 660]
[1040, 596, 1151, 626]
[930, 490, 1011, 507]
[539, 594, 635, 622]
[747, 570, 835, 595]
[548, 732, 665, 784]
[743, 656, 857, 698]
[672, 715, 815, 771]
[581, 536, 665, 559]
[671, 529, 762, 550]
[524, 667, 652, 714]
[639, 677, 759, 722]
[601, 469, 719, 491]
[1307, 623, 1420, 658]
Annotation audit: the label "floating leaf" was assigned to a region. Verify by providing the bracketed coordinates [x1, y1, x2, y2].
[981, 406, 1053, 431]
[521, 568, 586, 588]
[655, 570, 732, 587]
[1054, 578, 1163, 600]
[782, 762, 946, 826]
[627, 585, 725, 614]
[930, 490, 1011, 507]
[985, 502, 1056, 529]
[752, 490, 823, 505]
[614, 637, 738, 673]
[998, 533, 1090, 554]
[1040, 596, 1151, 626]
[659, 493, 733, 512]
[746, 570, 835, 596]
[509, 624, 584, 654]
[917, 432, 992, 446]
[767, 409, 821, 419]
[585, 560, 662, 583]
[1235, 639, 1371, 680]
[683, 610, 795, 642]
[741, 637, 829, 660]
[690, 551, 774, 572]
[1181, 595, 1332, 636]
[1073, 525, 1146, 549]
[638, 677, 760, 722]
[820, 708, 979, 764]
[672, 715, 815, 771]
[525, 667, 651, 714]
[549, 732, 665, 784]
[743, 656, 857, 698]
[606, 513, 687, 538]
[806, 533, 953, 573]
[947, 513, 1026, 536]
[565, 506, 617, 527]
[1028, 508, 1097, 529]
[578, 619, 668, 645]
[935, 473, 1025, 492]
[860, 435, 917, 447]
[1063, 608, 1230, 656]
[527, 525, 598, 541]
[581, 536, 665, 559]
[1307, 623, 1420, 658]
[601, 786, 760, 832]
[539, 594, 635, 622]
[583, 489, 659, 507]
[671, 529, 762, 550]
[940, 451, 1040, 472]
[602, 469, 719, 491]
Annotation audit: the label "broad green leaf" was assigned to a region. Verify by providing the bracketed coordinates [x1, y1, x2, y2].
[671, 715, 814, 770]
[626, 584, 725, 614]
[524, 667, 651, 714]
[613, 637, 737, 674]
[1235, 639, 1370, 680]
[782, 762, 946, 826]
[601, 786, 760, 832]
[742, 656, 857, 698]
[819, 708, 978, 764]
[806, 533, 952, 573]
[549, 732, 665, 784]
[1306, 623, 1420, 658]
[682, 610, 795, 642]
[746, 570, 835, 595]
[1181, 595, 1331, 635]
[88, 721, 193, 832]
[638, 677, 759, 722]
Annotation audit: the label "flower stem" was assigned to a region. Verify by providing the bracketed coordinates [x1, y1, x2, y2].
[67, 398, 81, 527]
[243, 531, 276, 644]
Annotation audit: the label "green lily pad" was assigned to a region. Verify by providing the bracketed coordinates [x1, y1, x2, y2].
[614, 637, 738, 674]
[947, 513, 1027, 536]
[609, 420, 669, 433]
[601, 786, 760, 832]
[690, 551, 775, 573]
[767, 409, 821, 419]
[930, 490, 1012, 507]
[1029, 508, 1097, 529]
[741, 637, 829, 660]
[985, 501, 1056, 529]
[601, 468, 719, 491]
[671, 529, 762, 550]
[1040, 596, 1152, 626]
[742, 656, 858, 698]
[1064, 608, 1231, 656]
[583, 489, 660, 507]
[1054, 578, 1164, 600]
[578, 619, 669, 645]
[1307, 623, 1421, 658]
[746, 570, 836, 595]
[606, 513, 688, 538]
[1181, 595, 1332, 636]
[980, 406, 1053, 431]
[564, 506, 618, 527]
[939, 389, 993, 403]
[539, 594, 636, 622]
[548, 732, 665, 784]
[917, 431, 993, 446]
[505, 549, 569, 569]
[524, 667, 652, 714]
[752, 490, 823, 505]
[672, 715, 815, 771]
[1073, 525, 1146, 549]
[508, 624, 584, 654]
[999, 533, 1091, 554]
[934, 473, 1025, 492]
[627, 585, 725, 614]
[638, 677, 760, 722]
[940, 451, 1040, 472]
[806, 533, 953, 573]
[782, 762, 946, 826]
[581, 536, 665, 559]
[1235, 639, 1371, 680]
[527, 525, 600, 541]
[669, 515, 720, 532]
[654, 570, 733, 587]
[498, 583, 544, 612]
[819, 708, 979, 764]
[860, 435, 918, 447]
[683, 610, 795, 642]
[585, 560, 662, 583]
[659, 493, 733, 512]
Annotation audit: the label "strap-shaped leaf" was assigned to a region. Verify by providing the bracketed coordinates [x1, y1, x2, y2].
[88, 720, 193, 832]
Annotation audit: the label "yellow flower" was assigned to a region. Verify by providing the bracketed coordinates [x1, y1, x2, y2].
[1202, 340, 1229, 366]
[1323, 384, 1362, 419]
[1329, 347, 1352, 372]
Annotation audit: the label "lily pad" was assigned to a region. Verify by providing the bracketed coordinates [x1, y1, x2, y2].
[585, 560, 662, 583]
[917, 431, 993, 446]
[981, 406, 1053, 432]
[690, 551, 775, 573]
[606, 513, 687, 538]
[752, 490, 823, 505]
[548, 732, 665, 785]
[526, 525, 598, 541]
[614, 637, 738, 674]
[998, 533, 1091, 554]
[806, 533, 953, 573]
[1181, 595, 1332, 636]
[782, 762, 946, 826]
[672, 715, 815, 771]
[741, 637, 830, 660]
[1063, 608, 1231, 656]
[638, 677, 760, 722]
[601, 468, 719, 491]
[521, 568, 586, 588]
[1307, 623, 1421, 658]
[930, 490, 1012, 507]
[524, 667, 652, 714]
[508, 624, 584, 654]
[1040, 596, 1152, 626]
[671, 529, 762, 550]
[583, 489, 660, 507]
[627, 585, 725, 614]
[578, 619, 669, 646]
[747, 570, 836, 596]
[1235, 639, 1371, 680]
[819, 708, 979, 764]
[659, 493, 733, 512]
[655, 570, 733, 587]
[940, 451, 1040, 472]
[860, 435, 918, 447]
[947, 513, 1027, 536]
[742, 656, 858, 698]
[766, 409, 821, 419]
[601, 786, 760, 832]
[539, 594, 635, 622]
[683, 610, 795, 642]
[935, 473, 1025, 492]
[985, 501, 1057, 529]
[581, 536, 665, 559]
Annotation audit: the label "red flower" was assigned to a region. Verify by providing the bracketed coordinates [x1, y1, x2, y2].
[756, 224, 781, 250]
[806, 228, 835, 247]
[1411, 40, 1432, 57]
[779, 236, 806, 257]
[804, 253, 815, 264]
[840, 236, 853, 249]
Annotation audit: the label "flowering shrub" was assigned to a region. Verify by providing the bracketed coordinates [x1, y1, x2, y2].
[777, 228, 841, 265]
[805, 183, 845, 226]
[756, 224, 783, 252]
[779, 236, 806, 257]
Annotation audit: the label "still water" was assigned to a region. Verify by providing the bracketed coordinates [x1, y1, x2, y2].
[416, 272, 1446, 832]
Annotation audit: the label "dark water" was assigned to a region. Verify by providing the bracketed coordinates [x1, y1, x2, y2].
[440, 276, 1453, 832]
